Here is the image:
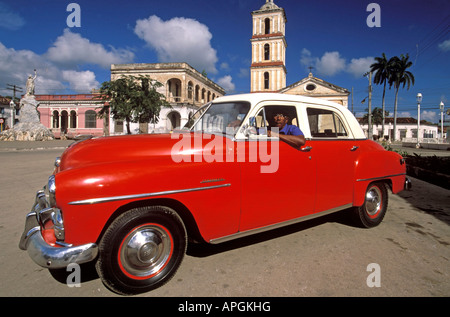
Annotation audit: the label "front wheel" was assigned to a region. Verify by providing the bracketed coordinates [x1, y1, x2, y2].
[96, 206, 187, 295]
[352, 182, 388, 228]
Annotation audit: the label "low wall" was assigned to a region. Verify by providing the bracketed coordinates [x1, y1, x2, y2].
[402, 141, 450, 150]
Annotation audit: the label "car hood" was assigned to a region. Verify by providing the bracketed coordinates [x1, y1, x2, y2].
[58, 133, 197, 171]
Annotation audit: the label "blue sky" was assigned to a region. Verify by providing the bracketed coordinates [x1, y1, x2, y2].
[0, 0, 449, 122]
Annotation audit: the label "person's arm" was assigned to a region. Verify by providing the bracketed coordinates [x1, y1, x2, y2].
[268, 130, 306, 149]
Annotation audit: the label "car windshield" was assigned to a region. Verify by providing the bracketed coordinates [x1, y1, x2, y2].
[183, 102, 251, 135]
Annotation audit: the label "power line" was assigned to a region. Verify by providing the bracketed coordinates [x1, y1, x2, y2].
[6, 84, 24, 100]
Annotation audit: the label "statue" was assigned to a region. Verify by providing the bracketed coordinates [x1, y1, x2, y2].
[26, 69, 37, 96]
[0, 68, 54, 141]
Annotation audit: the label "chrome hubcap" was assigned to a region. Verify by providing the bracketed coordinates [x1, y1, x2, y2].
[119, 225, 172, 278]
[365, 186, 382, 216]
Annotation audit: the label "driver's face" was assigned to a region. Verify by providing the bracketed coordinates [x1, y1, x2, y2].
[274, 114, 288, 129]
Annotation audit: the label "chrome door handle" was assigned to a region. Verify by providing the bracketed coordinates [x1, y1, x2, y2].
[301, 146, 312, 152]
[350, 146, 359, 151]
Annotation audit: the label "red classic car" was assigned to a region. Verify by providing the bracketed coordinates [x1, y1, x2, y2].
[19, 93, 410, 295]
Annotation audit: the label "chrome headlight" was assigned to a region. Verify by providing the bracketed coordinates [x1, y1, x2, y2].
[54, 157, 61, 168]
[52, 208, 65, 241]
[48, 175, 56, 207]
[47, 175, 65, 241]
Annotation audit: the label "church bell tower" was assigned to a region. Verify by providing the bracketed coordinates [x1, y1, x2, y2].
[250, 0, 287, 93]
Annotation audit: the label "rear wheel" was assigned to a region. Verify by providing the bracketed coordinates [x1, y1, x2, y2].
[96, 206, 187, 295]
[353, 182, 388, 228]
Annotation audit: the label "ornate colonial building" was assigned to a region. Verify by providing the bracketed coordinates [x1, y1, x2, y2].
[251, 0, 350, 107]
[110, 63, 225, 134]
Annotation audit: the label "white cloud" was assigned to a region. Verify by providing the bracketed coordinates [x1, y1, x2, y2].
[300, 49, 373, 77]
[0, 40, 103, 95]
[217, 75, 235, 93]
[421, 110, 437, 122]
[0, 2, 25, 30]
[398, 111, 412, 118]
[220, 62, 230, 71]
[438, 39, 450, 52]
[299, 48, 314, 69]
[62, 70, 100, 93]
[347, 57, 375, 77]
[134, 15, 218, 74]
[238, 68, 249, 78]
[0, 42, 57, 93]
[315, 51, 346, 76]
[0, 29, 139, 95]
[46, 29, 134, 68]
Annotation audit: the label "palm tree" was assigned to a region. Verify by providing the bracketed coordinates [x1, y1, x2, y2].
[370, 53, 393, 139]
[388, 54, 415, 141]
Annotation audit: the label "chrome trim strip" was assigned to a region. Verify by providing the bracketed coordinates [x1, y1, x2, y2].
[209, 203, 353, 244]
[356, 173, 406, 182]
[69, 183, 232, 205]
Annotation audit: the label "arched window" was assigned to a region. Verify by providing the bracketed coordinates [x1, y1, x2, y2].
[264, 18, 270, 34]
[264, 72, 270, 90]
[201, 88, 206, 102]
[195, 85, 200, 102]
[52, 110, 59, 129]
[85, 110, 97, 128]
[61, 110, 68, 133]
[264, 44, 270, 60]
[70, 110, 77, 128]
[188, 81, 193, 99]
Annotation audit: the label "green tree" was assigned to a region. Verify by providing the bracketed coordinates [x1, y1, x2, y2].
[370, 53, 394, 138]
[361, 107, 390, 136]
[97, 75, 170, 134]
[388, 54, 415, 141]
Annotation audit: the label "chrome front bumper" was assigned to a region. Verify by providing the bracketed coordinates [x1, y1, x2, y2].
[19, 189, 98, 269]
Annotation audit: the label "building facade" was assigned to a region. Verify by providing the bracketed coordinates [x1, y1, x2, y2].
[250, 0, 287, 93]
[280, 72, 350, 107]
[358, 117, 439, 142]
[0, 96, 15, 132]
[110, 63, 225, 134]
[35, 94, 105, 139]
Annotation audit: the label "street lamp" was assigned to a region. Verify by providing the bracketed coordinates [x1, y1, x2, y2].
[440, 101, 445, 142]
[416, 93, 422, 148]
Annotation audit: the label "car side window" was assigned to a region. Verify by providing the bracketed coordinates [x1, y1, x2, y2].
[307, 108, 348, 138]
[256, 105, 299, 129]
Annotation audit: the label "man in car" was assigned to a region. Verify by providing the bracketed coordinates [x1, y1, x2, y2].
[267, 113, 306, 149]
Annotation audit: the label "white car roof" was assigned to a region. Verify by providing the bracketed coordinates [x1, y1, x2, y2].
[213, 93, 366, 139]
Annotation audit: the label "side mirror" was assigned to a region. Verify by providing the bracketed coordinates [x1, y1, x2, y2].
[244, 116, 261, 136]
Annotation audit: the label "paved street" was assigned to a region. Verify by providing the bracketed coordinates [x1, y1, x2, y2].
[0, 142, 449, 297]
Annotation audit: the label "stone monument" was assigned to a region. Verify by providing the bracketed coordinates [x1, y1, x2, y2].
[0, 70, 54, 141]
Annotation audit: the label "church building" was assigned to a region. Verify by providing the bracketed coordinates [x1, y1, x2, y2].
[251, 0, 350, 107]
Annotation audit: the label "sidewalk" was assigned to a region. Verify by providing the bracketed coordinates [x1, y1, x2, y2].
[0, 140, 75, 152]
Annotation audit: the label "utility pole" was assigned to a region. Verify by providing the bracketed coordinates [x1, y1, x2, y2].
[351, 87, 354, 114]
[6, 84, 23, 101]
[363, 71, 373, 139]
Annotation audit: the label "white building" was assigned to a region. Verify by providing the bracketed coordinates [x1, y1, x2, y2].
[358, 117, 439, 142]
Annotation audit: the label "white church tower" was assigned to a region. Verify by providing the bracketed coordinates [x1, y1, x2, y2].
[250, 0, 287, 93]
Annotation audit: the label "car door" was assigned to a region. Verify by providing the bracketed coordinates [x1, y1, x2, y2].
[306, 107, 358, 212]
[239, 103, 316, 232]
